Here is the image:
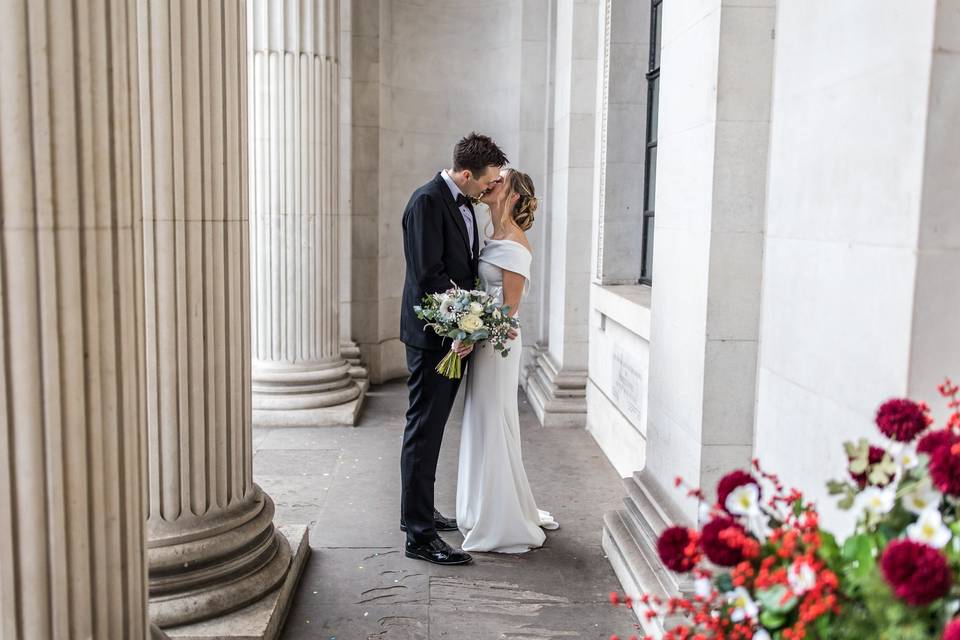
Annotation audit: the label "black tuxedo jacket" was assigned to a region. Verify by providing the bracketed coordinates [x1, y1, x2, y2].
[400, 173, 480, 351]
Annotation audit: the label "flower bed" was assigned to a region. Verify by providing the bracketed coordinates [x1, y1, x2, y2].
[610, 379, 960, 640]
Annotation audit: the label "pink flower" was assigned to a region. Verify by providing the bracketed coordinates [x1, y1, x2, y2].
[700, 518, 747, 567]
[918, 429, 959, 456]
[943, 619, 960, 640]
[930, 443, 960, 496]
[717, 470, 760, 515]
[876, 398, 930, 442]
[656, 526, 700, 573]
[880, 539, 952, 606]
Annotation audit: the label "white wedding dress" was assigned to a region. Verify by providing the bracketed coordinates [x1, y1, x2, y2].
[456, 239, 559, 553]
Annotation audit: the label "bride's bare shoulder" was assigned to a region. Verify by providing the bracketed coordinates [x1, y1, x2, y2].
[505, 230, 531, 252]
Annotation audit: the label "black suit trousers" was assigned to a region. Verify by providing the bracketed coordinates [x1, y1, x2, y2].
[401, 345, 463, 544]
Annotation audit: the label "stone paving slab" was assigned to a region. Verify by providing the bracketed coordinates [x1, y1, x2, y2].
[254, 381, 639, 640]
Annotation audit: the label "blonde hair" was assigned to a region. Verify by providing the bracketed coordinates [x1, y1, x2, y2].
[505, 170, 537, 231]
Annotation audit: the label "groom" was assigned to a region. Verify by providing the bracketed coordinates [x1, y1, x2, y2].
[399, 133, 508, 565]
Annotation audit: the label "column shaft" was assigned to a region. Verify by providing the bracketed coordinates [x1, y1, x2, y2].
[0, 1, 148, 638]
[138, 0, 291, 627]
[249, 0, 363, 425]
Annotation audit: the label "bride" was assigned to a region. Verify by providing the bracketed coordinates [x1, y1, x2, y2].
[456, 168, 559, 553]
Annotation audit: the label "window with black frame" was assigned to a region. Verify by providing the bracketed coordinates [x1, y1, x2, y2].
[641, 0, 662, 284]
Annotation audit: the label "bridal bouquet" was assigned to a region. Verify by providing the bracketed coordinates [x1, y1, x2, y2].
[609, 379, 960, 640]
[414, 283, 519, 379]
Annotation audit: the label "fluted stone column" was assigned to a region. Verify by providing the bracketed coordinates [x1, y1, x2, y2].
[138, 0, 297, 628]
[0, 1, 150, 638]
[248, 0, 364, 427]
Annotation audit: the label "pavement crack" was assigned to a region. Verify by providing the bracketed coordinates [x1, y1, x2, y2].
[356, 584, 409, 604]
[368, 615, 427, 640]
[364, 549, 398, 560]
[429, 577, 569, 616]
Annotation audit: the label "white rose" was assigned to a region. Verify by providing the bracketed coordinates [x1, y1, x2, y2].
[469, 302, 483, 314]
[458, 314, 484, 333]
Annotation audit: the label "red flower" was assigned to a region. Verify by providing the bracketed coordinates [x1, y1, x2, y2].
[876, 398, 930, 442]
[657, 526, 701, 573]
[880, 539, 952, 606]
[717, 470, 760, 513]
[849, 445, 888, 489]
[700, 517, 747, 567]
[944, 619, 960, 640]
[918, 429, 959, 456]
[930, 443, 960, 496]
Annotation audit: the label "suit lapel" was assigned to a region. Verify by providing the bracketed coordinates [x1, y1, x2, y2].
[434, 173, 471, 256]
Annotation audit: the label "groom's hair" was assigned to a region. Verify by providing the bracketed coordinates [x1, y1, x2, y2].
[452, 133, 509, 176]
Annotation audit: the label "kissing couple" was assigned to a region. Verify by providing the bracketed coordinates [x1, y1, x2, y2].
[399, 133, 560, 565]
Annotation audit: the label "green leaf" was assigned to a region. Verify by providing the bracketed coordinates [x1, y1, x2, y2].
[841, 533, 878, 577]
[714, 573, 733, 594]
[760, 609, 787, 629]
[827, 479, 851, 495]
[756, 585, 797, 614]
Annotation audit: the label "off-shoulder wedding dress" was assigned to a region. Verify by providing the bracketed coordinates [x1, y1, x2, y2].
[456, 239, 559, 553]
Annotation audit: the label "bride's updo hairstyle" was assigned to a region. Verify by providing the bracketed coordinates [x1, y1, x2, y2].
[506, 170, 538, 231]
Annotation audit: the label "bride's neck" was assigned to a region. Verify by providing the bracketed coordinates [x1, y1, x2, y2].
[489, 204, 510, 237]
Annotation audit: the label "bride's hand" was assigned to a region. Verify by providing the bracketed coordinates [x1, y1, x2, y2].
[507, 328, 518, 340]
[452, 340, 474, 358]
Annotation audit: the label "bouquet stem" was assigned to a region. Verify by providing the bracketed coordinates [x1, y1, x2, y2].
[436, 349, 463, 379]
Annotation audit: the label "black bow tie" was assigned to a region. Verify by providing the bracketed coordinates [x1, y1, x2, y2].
[456, 194, 473, 209]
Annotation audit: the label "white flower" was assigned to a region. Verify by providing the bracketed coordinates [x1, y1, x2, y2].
[694, 576, 712, 599]
[726, 484, 770, 542]
[903, 484, 942, 515]
[893, 444, 920, 471]
[855, 486, 895, 516]
[458, 314, 484, 333]
[787, 560, 817, 595]
[726, 484, 761, 518]
[906, 508, 952, 548]
[437, 296, 458, 322]
[753, 631, 772, 640]
[726, 587, 758, 622]
[492, 308, 502, 320]
[469, 301, 483, 314]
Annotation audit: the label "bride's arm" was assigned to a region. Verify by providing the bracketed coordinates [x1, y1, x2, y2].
[501, 270, 525, 317]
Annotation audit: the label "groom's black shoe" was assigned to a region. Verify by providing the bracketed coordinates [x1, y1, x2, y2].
[405, 537, 473, 566]
[400, 510, 457, 533]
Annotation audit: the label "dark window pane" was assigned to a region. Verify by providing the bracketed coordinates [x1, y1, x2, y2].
[648, 76, 659, 142]
[652, 3, 662, 70]
[642, 216, 655, 281]
[644, 145, 657, 210]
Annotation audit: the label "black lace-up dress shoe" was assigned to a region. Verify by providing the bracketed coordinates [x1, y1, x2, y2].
[404, 537, 473, 565]
[400, 509, 458, 532]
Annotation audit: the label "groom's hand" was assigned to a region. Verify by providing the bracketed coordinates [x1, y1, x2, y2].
[452, 340, 474, 358]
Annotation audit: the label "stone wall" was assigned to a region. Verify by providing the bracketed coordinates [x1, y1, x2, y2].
[755, 0, 960, 530]
[345, 0, 551, 383]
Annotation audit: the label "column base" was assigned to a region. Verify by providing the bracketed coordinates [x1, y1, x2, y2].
[163, 525, 310, 640]
[252, 359, 366, 426]
[601, 469, 695, 638]
[340, 340, 370, 393]
[253, 383, 365, 427]
[525, 351, 587, 427]
[149, 490, 292, 628]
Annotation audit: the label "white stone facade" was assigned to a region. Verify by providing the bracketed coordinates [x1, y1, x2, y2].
[2, 0, 958, 637]
[336, 0, 958, 632]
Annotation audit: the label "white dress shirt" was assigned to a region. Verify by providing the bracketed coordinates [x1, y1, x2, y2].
[441, 170, 475, 257]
